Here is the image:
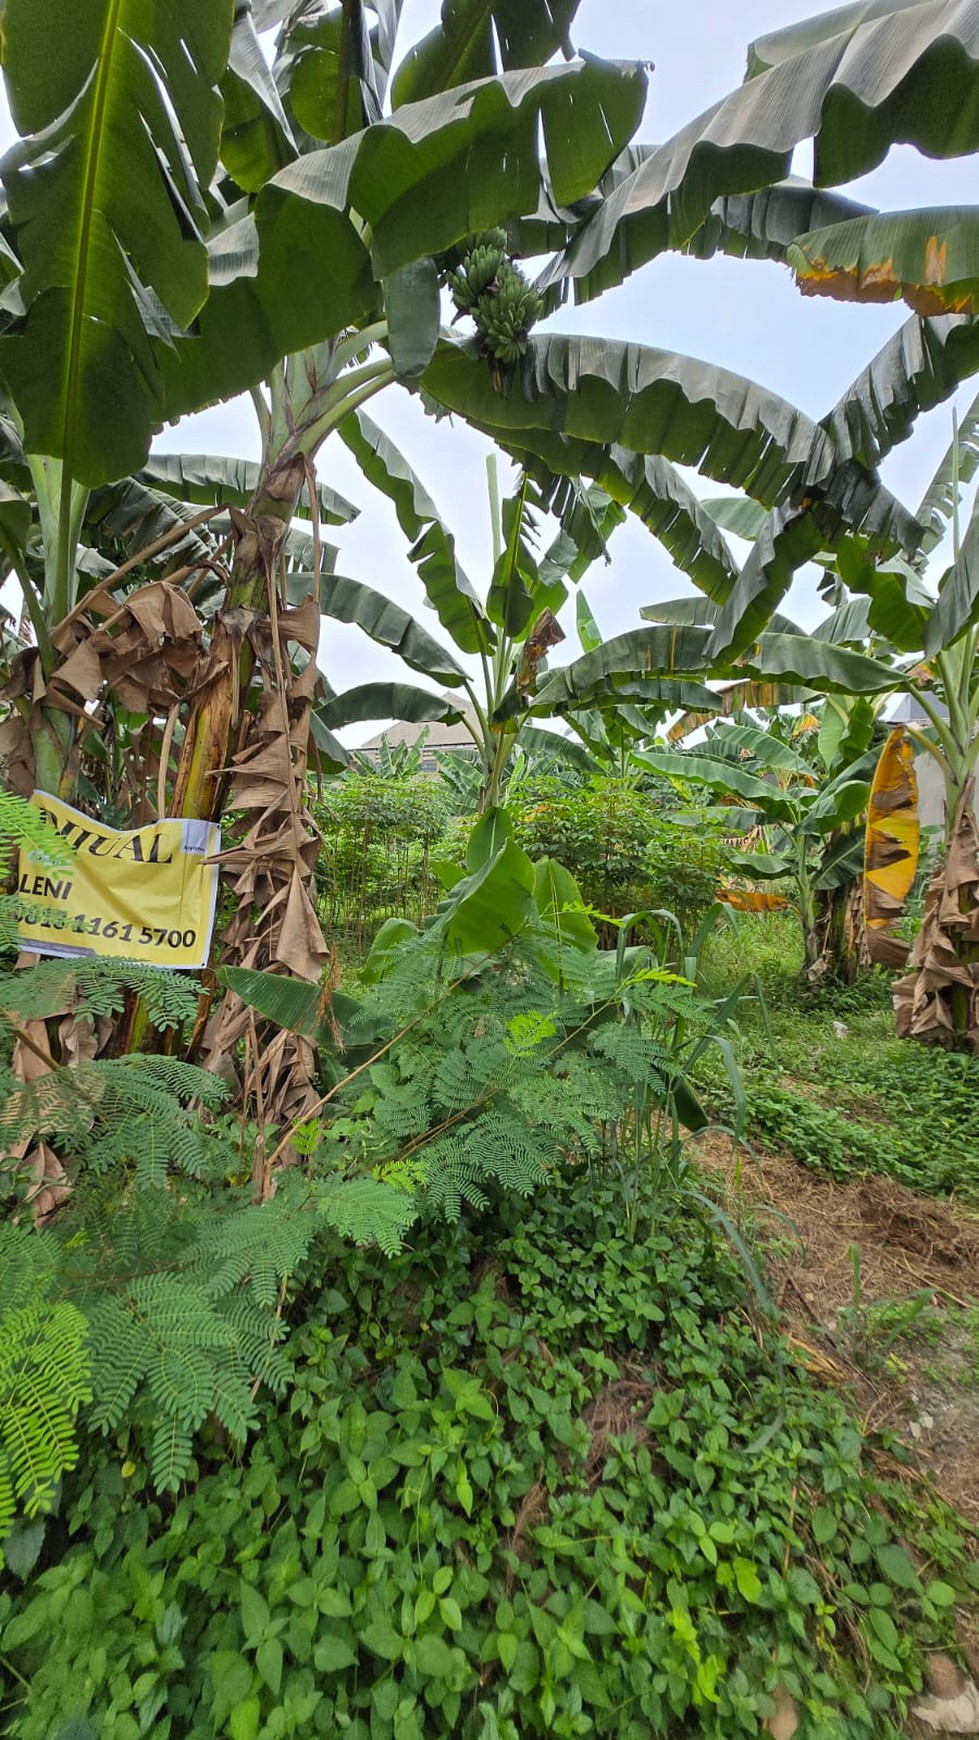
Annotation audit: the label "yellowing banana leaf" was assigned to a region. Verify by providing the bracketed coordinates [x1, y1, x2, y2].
[863, 726, 919, 961]
[717, 885, 790, 912]
[787, 209, 979, 316]
[667, 677, 812, 742]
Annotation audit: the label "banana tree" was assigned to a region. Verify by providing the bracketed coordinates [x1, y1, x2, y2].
[583, 397, 979, 1038]
[639, 717, 877, 969]
[0, 0, 648, 1127]
[1, 0, 976, 1119]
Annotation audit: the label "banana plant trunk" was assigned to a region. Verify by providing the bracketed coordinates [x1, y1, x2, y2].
[893, 778, 979, 1050]
[169, 452, 329, 1142]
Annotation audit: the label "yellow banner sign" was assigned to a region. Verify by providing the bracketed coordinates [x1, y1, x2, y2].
[17, 793, 221, 971]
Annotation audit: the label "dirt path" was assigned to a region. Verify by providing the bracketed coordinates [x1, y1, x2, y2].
[693, 1132, 979, 1526]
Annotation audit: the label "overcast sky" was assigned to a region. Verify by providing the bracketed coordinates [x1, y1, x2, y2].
[7, 2, 978, 739]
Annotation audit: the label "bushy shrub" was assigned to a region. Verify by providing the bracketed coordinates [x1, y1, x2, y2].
[508, 778, 726, 937]
[312, 774, 452, 951]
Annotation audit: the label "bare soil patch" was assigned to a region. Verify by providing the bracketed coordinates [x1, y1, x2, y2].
[692, 1132, 979, 1526]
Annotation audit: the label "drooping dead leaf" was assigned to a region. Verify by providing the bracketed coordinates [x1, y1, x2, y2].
[172, 459, 331, 1128]
[894, 779, 979, 1049]
[717, 884, 790, 912]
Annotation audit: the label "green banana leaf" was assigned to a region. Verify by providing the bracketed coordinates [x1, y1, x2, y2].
[217, 966, 359, 1050]
[0, 0, 232, 485]
[539, 0, 979, 305]
[382, 258, 441, 380]
[533, 857, 598, 960]
[682, 178, 875, 268]
[140, 453, 359, 527]
[424, 333, 835, 508]
[707, 462, 922, 660]
[914, 387, 979, 556]
[803, 777, 872, 834]
[524, 447, 741, 603]
[337, 409, 489, 655]
[317, 573, 467, 686]
[313, 684, 463, 731]
[220, 0, 297, 190]
[745, 1, 931, 77]
[275, 0, 388, 144]
[698, 722, 815, 777]
[157, 58, 646, 429]
[641, 595, 803, 636]
[834, 536, 933, 652]
[530, 625, 899, 717]
[392, 0, 578, 106]
[639, 749, 798, 820]
[822, 312, 979, 473]
[926, 495, 979, 651]
[427, 836, 537, 956]
[517, 724, 600, 773]
[576, 592, 602, 653]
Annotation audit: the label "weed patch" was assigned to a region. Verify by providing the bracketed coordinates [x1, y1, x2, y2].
[2, 1173, 977, 1740]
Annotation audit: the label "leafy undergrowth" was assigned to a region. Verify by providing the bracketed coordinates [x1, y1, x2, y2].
[698, 915, 979, 1201]
[2, 1172, 977, 1740]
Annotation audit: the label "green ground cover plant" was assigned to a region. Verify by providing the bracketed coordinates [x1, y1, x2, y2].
[697, 913, 979, 1200]
[3, 1169, 976, 1740]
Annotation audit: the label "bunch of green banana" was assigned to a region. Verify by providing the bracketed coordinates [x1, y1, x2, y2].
[445, 230, 508, 313]
[475, 266, 544, 363]
[444, 231, 543, 364]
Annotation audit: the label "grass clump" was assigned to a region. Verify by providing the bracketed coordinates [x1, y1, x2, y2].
[698, 914, 979, 1201]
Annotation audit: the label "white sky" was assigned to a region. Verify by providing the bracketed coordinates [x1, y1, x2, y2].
[4, 0, 978, 737]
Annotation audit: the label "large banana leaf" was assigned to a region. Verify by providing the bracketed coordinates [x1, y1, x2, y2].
[682, 178, 875, 268]
[392, 0, 578, 106]
[833, 537, 932, 652]
[706, 454, 926, 659]
[140, 453, 358, 526]
[221, 0, 297, 190]
[0, 0, 233, 485]
[804, 775, 873, 833]
[426, 834, 537, 956]
[424, 333, 836, 505]
[522, 445, 741, 603]
[427, 336, 924, 634]
[530, 624, 900, 718]
[814, 595, 873, 642]
[539, 0, 979, 305]
[745, 1, 931, 76]
[914, 387, 979, 556]
[925, 492, 979, 650]
[821, 313, 979, 472]
[317, 573, 467, 685]
[336, 409, 489, 654]
[486, 479, 540, 637]
[699, 496, 767, 541]
[154, 58, 645, 427]
[517, 723, 600, 773]
[696, 721, 815, 777]
[275, 0, 386, 143]
[313, 684, 463, 731]
[641, 595, 803, 636]
[788, 208, 979, 316]
[639, 749, 798, 819]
